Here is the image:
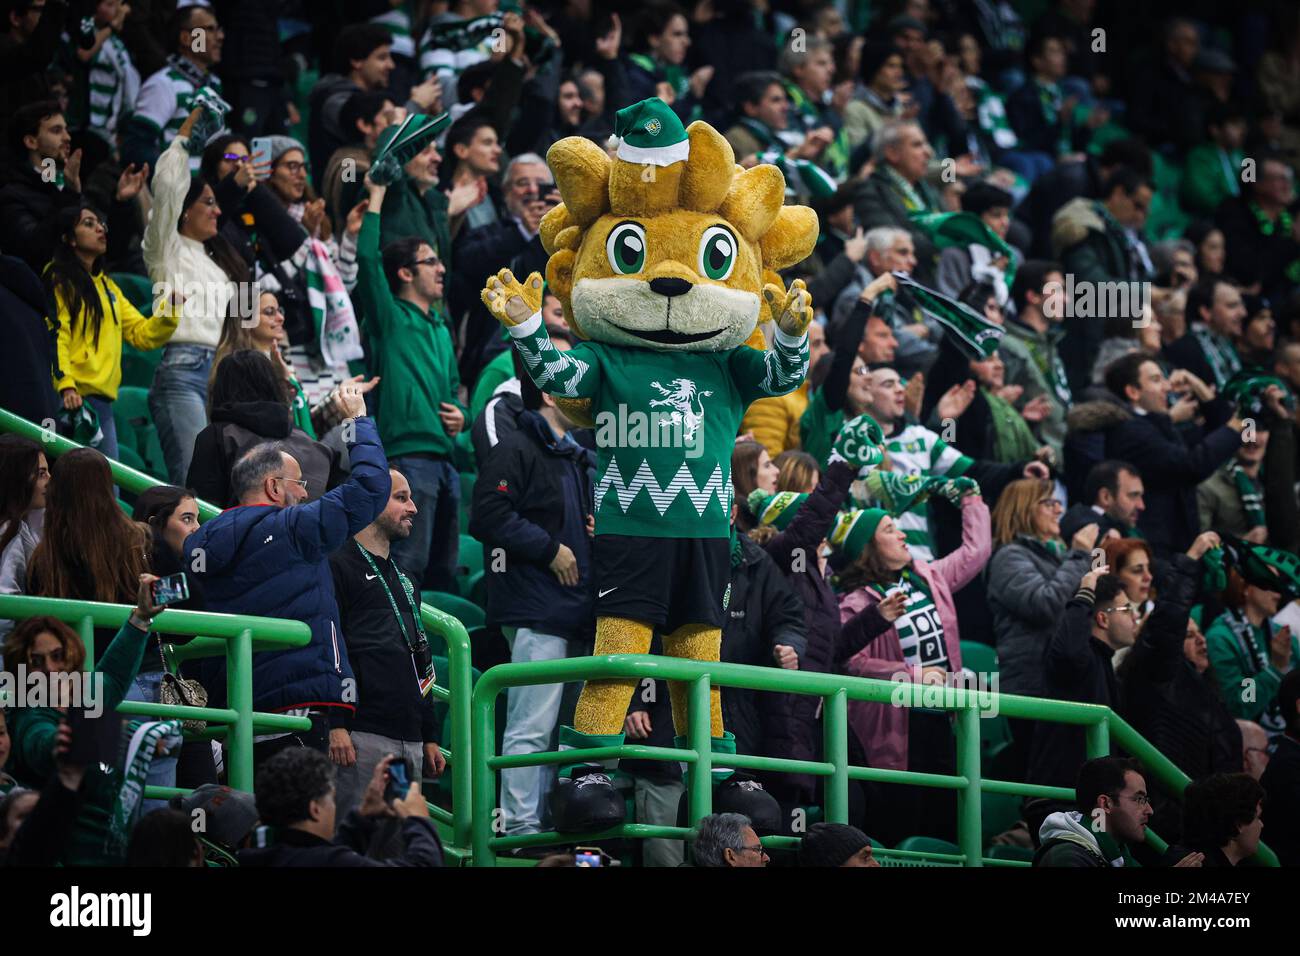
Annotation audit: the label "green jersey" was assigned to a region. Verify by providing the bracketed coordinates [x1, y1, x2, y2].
[509, 312, 809, 538]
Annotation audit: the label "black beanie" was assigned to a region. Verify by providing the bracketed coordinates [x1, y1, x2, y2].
[961, 181, 1014, 216]
[798, 822, 871, 867]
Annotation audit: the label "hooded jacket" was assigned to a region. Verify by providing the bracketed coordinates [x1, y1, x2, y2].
[186, 400, 342, 508]
[840, 494, 990, 771]
[468, 410, 596, 638]
[987, 535, 1093, 697]
[1050, 197, 1150, 395]
[1062, 398, 1131, 504]
[186, 417, 390, 722]
[1033, 810, 1124, 867]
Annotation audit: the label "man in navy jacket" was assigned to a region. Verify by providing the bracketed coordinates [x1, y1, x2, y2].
[187, 400, 391, 766]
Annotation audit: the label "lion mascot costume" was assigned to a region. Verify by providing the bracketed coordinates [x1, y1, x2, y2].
[481, 98, 818, 830]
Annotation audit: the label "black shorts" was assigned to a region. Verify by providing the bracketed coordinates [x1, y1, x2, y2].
[592, 534, 731, 632]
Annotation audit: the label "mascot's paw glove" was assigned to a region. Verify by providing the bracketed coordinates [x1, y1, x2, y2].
[763, 278, 814, 339]
[482, 269, 545, 328]
[829, 413, 886, 469]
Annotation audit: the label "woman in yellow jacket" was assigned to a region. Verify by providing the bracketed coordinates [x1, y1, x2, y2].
[45, 205, 178, 462]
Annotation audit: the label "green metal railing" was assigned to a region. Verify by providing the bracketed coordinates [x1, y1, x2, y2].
[0, 407, 476, 855]
[0, 594, 312, 791]
[469, 654, 1281, 867]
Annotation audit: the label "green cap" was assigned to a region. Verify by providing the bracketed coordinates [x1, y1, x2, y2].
[830, 508, 889, 559]
[748, 489, 809, 530]
[614, 97, 689, 166]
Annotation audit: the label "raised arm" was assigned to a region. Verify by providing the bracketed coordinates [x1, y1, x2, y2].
[483, 269, 602, 399]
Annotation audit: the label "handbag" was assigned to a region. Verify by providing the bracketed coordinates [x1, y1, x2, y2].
[158, 641, 209, 732]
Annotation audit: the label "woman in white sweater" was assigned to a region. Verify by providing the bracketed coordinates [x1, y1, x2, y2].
[144, 107, 251, 484]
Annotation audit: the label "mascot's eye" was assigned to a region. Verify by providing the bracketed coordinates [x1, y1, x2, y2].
[606, 221, 647, 275]
[698, 226, 737, 281]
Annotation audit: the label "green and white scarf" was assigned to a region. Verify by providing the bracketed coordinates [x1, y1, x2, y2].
[1223, 607, 1269, 674]
[1226, 462, 1265, 528]
[1191, 323, 1243, 389]
[108, 718, 183, 854]
[891, 568, 949, 671]
[884, 164, 929, 212]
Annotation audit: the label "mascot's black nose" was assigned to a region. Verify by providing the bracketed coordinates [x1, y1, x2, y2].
[649, 277, 692, 298]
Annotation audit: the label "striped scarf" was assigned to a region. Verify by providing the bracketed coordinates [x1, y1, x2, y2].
[1226, 461, 1265, 527]
[883, 164, 929, 212]
[1191, 323, 1243, 389]
[108, 718, 183, 854]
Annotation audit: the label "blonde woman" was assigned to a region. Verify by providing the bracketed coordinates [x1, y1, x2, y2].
[986, 478, 1100, 773]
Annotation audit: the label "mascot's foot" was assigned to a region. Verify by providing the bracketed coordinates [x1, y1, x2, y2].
[550, 726, 628, 833]
[675, 733, 782, 836]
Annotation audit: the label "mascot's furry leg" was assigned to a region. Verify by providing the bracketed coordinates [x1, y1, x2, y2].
[572, 616, 654, 733]
[661, 623, 724, 737]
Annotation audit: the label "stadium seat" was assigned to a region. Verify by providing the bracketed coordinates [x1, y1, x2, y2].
[421, 590, 486, 630]
[466, 570, 486, 609]
[457, 534, 484, 596]
[959, 641, 1013, 762]
[959, 640, 998, 674]
[112, 386, 167, 480]
[987, 844, 1034, 863]
[981, 791, 1024, 840]
[894, 835, 962, 855]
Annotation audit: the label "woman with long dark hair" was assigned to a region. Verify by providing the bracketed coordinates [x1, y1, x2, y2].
[0, 436, 50, 644]
[835, 481, 991, 846]
[144, 108, 253, 486]
[45, 205, 179, 461]
[187, 349, 341, 507]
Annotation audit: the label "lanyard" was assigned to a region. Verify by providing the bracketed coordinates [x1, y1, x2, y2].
[355, 542, 427, 653]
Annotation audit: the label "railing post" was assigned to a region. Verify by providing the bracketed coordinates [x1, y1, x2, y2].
[954, 705, 982, 867]
[1086, 717, 1109, 759]
[687, 676, 712, 827]
[823, 689, 849, 824]
[227, 628, 254, 792]
[470, 684, 499, 867]
[79, 616, 95, 669]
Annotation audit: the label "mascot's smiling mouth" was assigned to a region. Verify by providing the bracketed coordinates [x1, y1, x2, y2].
[618, 283, 726, 344]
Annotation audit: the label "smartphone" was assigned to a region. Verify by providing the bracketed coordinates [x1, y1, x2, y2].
[385, 756, 415, 803]
[573, 846, 611, 867]
[250, 136, 273, 179]
[151, 572, 189, 608]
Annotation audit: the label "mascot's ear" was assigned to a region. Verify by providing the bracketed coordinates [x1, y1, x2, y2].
[547, 136, 611, 227]
[760, 205, 819, 272]
[540, 204, 574, 255]
[678, 121, 735, 213]
[545, 247, 577, 320]
[720, 165, 785, 243]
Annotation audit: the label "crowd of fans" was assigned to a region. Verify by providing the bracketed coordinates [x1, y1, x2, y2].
[0, 0, 1299, 869]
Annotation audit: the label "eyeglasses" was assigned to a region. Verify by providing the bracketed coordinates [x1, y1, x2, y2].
[1037, 498, 1064, 511]
[1103, 603, 1138, 617]
[275, 475, 308, 493]
[222, 152, 249, 163]
[408, 255, 441, 269]
[737, 844, 769, 857]
[1116, 791, 1150, 807]
[276, 160, 307, 174]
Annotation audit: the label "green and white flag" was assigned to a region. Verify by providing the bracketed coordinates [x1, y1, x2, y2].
[757, 147, 838, 199]
[909, 210, 1019, 292]
[889, 272, 1004, 360]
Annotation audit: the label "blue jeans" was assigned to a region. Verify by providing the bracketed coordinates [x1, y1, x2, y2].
[389, 455, 460, 593]
[500, 628, 570, 834]
[149, 344, 214, 485]
[84, 395, 118, 461]
[124, 669, 179, 814]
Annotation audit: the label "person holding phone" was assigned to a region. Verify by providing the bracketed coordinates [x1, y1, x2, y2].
[1, 572, 173, 865]
[238, 749, 442, 867]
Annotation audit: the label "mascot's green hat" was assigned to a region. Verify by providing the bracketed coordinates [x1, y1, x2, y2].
[830, 508, 890, 559]
[614, 98, 689, 166]
[748, 489, 809, 530]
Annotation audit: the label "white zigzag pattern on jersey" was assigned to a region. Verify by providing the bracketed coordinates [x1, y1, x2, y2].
[594, 458, 732, 517]
[516, 337, 589, 397]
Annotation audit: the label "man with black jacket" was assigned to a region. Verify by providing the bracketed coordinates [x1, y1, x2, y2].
[1029, 568, 1145, 787]
[469, 365, 595, 838]
[1059, 459, 1145, 544]
[329, 468, 448, 823]
[0, 102, 84, 274]
[1261, 669, 1300, 866]
[1103, 352, 1244, 556]
[238, 749, 442, 867]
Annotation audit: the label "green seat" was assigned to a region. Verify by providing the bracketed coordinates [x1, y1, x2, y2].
[457, 534, 484, 596]
[116, 443, 148, 475]
[882, 835, 963, 867]
[121, 344, 163, 390]
[113, 386, 167, 481]
[421, 590, 486, 630]
[986, 844, 1034, 863]
[981, 791, 1024, 840]
[959, 640, 997, 674]
[466, 570, 486, 609]
[109, 272, 155, 314]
